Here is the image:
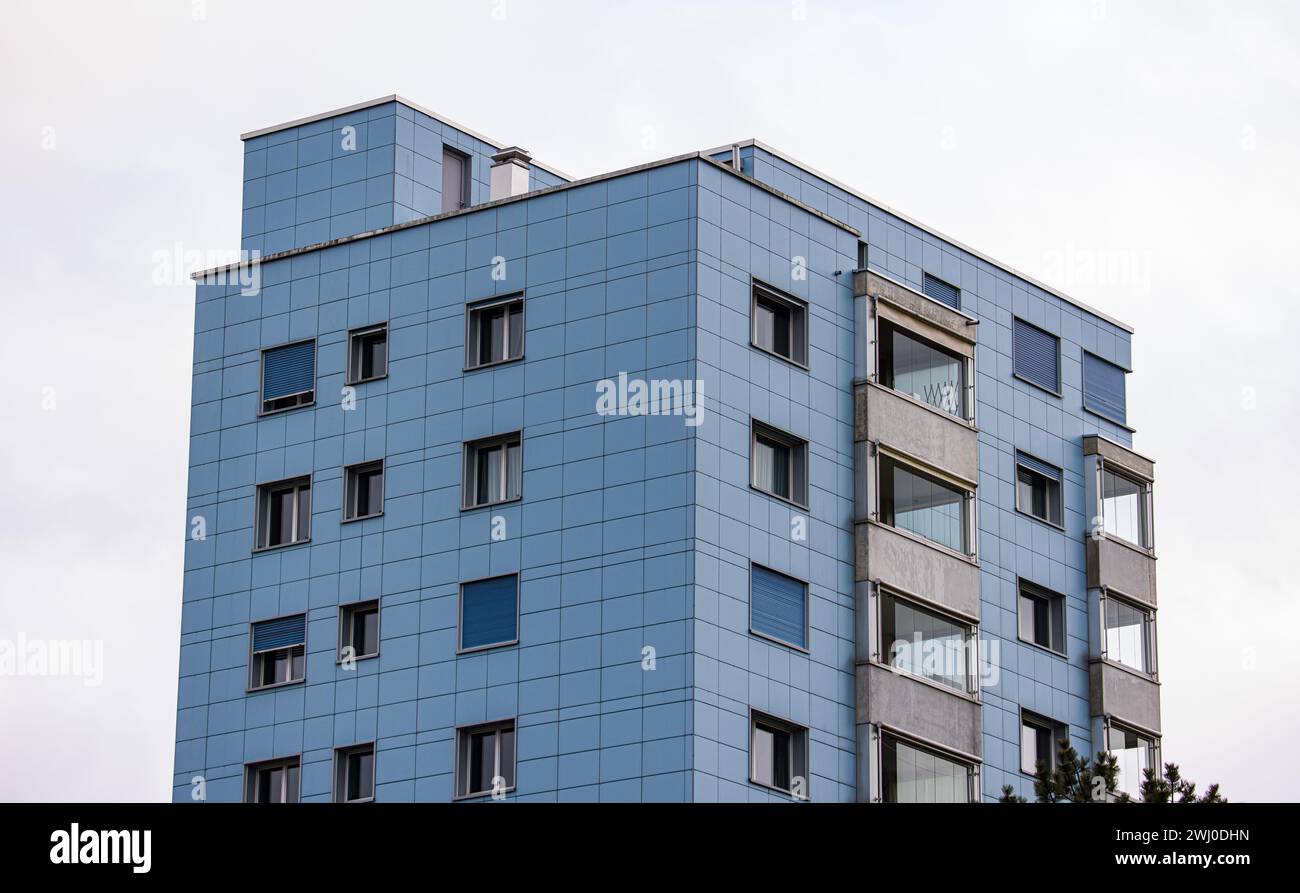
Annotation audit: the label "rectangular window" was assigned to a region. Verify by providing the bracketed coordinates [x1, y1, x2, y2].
[255, 476, 311, 551]
[334, 744, 375, 803]
[1013, 318, 1060, 394]
[342, 460, 384, 521]
[1101, 467, 1150, 548]
[878, 320, 965, 417]
[462, 433, 522, 508]
[1020, 714, 1064, 776]
[1083, 352, 1127, 424]
[750, 712, 809, 797]
[880, 733, 971, 803]
[879, 455, 969, 553]
[751, 421, 808, 506]
[751, 281, 808, 367]
[922, 273, 960, 309]
[1104, 596, 1153, 674]
[441, 147, 469, 212]
[1016, 453, 1063, 526]
[338, 600, 379, 662]
[260, 339, 316, 414]
[1017, 580, 1065, 654]
[880, 591, 975, 694]
[1108, 724, 1156, 797]
[249, 614, 306, 690]
[466, 294, 525, 369]
[456, 720, 516, 799]
[245, 757, 300, 803]
[750, 565, 808, 650]
[347, 323, 388, 384]
[460, 575, 519, 652]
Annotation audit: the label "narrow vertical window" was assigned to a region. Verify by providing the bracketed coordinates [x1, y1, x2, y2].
[1101, 467, 1150, 548]
[334, 744, 375, 803]
[749, 712, 808, 797]
[442, 147, 469, 212]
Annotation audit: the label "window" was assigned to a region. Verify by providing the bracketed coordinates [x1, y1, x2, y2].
[751, 421, 808, 507]
[334, 744, 375, 803]
[255, 476, 311, 550]
[878, 320, 965, 417]
[245, 757, 300, 803]
[460, 575, 519, 652]
[466, 294, 524, 369]
[1017, 580, 1065, 654]
[260, 339, 316, 414]
[750, 565, 808, 650]
[1016, 453, 1063, 526]
[338, 600, 379, 663]
[751, 281, 808, 366]
[1020, 713, 1066, 776]
[879, 454, 969, 553]
[750, 712, 809, 797]
[880, 733, 972, 803]
[249, 614, 306, 690]
[462, 433, 522, 508]
[442, 146, 470, 212]
[347, 324, 388, 384]
[456, 720, 515, 799]
[1101, 467, 1150, 548]
[880, 591, 975, 694]
[342, 460, 383, 521]
[922, 273, 960, 309]
[1108, 724, 1156, 797]
[1013, 318, 1060, 394]
[1104, 595, 1154, 674]
[1083, 352, 1127, 425]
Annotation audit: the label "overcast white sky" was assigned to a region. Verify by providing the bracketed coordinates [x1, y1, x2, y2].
[1, 0, 1296, 801]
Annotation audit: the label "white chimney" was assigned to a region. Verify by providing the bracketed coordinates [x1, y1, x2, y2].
[489, 147, 532, 201]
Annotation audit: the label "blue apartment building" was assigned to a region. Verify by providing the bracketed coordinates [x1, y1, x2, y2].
[176, 96, 1160, 803]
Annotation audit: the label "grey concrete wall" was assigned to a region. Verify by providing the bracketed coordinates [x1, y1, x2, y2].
[859, 383, 978, 483]
[1090, 660, 1161, 733]
[857, 521, 980, 619]
[858, 664, 982, 758]
[1083, 434, 1155, 481]
[1088, 537, 1157, 607]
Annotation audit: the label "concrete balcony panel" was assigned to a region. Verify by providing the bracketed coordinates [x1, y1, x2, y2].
[858, 663, 981, 759]
[857, 382, 978, 482]
[1090, 659, 1161, 734]
[856, 521, 980, 619]
[1087, 536, 1157, 608]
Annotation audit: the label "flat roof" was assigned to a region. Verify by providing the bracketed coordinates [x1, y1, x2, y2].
[725, 138, 1134, 333]
[239, 94, 574, 183]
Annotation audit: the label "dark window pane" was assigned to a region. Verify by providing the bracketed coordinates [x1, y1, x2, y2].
[357, 608, 379, 656]
[499, 728, 515, 788]
[472, 731, 495, 794]
[508, 304, 523, 359]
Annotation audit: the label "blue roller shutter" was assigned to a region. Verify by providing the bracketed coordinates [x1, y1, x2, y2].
[252, 615, 306, 652]
[1016, 452, 1062, 483]
[751, 565, 807, 649]
[1013, 320, 1059, 393]
[461, 575, 518, 650]
[1083, 353, 1127, 424]
[262, 341, 316, 400]
[922, 273, 961, 309]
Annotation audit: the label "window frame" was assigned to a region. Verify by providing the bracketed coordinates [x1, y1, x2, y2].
[457, 573, 521, 654]
[748, 563, 811, 653]
[877, 587, 979, 696]
[750, 419, 809, 509]
[877, 317, 968, 420]
[750, 279, 809, 369]
[341, 459, 384, 523]
[877, 728, 976, 804]
[921, 272, 961, 310]
[464, 293, 525, 371]
[1015, 453, 1064, 529]
[244, 755, 301, 804]
[748, 710, 810, 799]
[258, 337, 317, 416]
[253, 474, 312, 552]
[1019, 710, 1066, 777]
[1082, 351, 1130, 428]
[1016, 578, 1067, 656]
[337, 599, 380, 664]
[441, 145, 471, 213]
[248, 612, 307, 692]
[333, 742, 376, 804]
[454, 719, 517, 800]
[1106, 720, 1159, 799]
[346, 323, 388, 385]
[876, 450, 976, 557]
[461, 432, 523, 510]
[1098, 463, 1153, 550]
[1100, 589, 1157, 677]
[1011, 317, 1062, 398]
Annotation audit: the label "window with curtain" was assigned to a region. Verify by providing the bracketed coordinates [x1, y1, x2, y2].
[879, 455, 968, 553]
[881, 734, 971, 803]
[255, 476, 312, 550]
[878, 320, 965, 417]
[463, 433, 522, 508]
[466, 294, 525, 369]
[881, 592, 974, 693]
[456, 720, 516, 798]
[1102, 467, 1149, 548]
[751, 281, 808, 366]
[751, 422, 808, 506]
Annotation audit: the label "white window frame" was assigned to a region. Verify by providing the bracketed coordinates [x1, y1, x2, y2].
[1099, 588, 1157, 677]
[337, 599, 380, 663]
[748, 710, 810, 799]
[462, 433, 522, 509]
[254, 475, 312, 551]
[750, 280, 809, 368]
[454, 720, 517, 800]
[334, 743, 376, 804]
[346, 323, 388, 385]
[244, 756, 301, 803]
[750, 420, 809, 508]
[342, 460, 384, 522]
[465, 293, 525, 370]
